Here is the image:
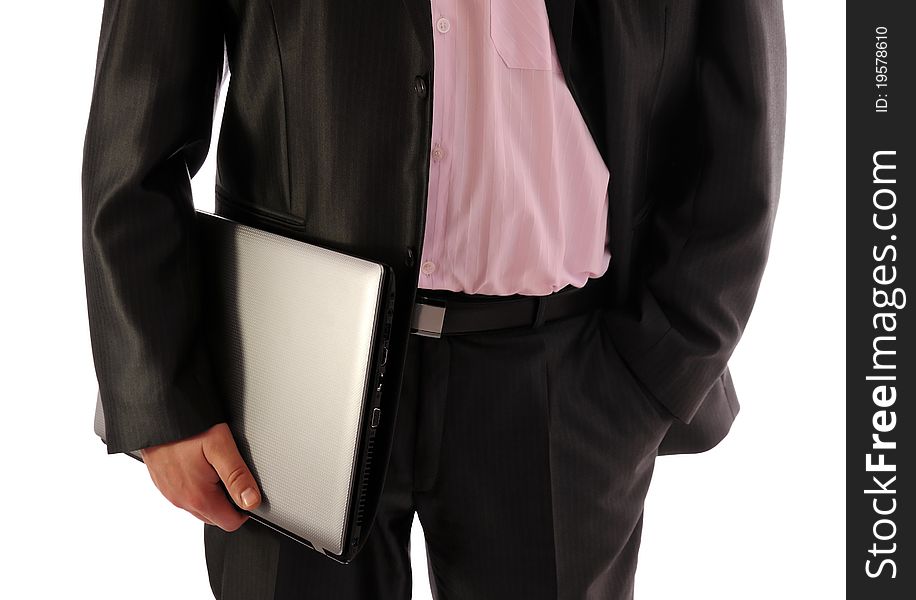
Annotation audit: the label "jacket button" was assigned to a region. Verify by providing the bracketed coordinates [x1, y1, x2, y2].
[414, 75, 428, 98]
[405, 247, 415, 266]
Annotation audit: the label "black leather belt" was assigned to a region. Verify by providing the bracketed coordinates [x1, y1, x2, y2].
[409, 275, 612, 337]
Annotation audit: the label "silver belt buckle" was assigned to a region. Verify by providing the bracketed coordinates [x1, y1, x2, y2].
[410, 299, 447, 338]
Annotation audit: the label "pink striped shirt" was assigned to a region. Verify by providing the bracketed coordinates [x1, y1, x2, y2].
[417, 0, 612, 296]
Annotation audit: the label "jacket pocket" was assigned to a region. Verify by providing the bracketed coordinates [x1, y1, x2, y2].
[489, 0, 558, 71]
[214, 185, 305, 230]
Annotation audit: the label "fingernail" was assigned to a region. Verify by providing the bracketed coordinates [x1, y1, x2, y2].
[241, 488, 259, 508]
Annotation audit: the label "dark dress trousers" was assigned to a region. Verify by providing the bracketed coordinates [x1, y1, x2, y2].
[204, 300, 679, 599]
[81, 0, 787, 597]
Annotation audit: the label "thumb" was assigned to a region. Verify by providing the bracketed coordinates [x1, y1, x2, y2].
[203, 426, 262, 511]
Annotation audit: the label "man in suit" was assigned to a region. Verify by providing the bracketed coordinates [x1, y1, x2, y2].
[82, 0, 786, 598]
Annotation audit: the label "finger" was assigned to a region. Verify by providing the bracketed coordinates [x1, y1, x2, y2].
[201, 426, 262, 511]
[198, 485, 250, 532]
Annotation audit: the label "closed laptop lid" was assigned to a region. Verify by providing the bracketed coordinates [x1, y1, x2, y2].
[95, 210, 388, 557]
[199, 211, 386, 556]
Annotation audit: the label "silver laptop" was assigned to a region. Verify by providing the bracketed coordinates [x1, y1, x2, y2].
[94, 209, 396, 563]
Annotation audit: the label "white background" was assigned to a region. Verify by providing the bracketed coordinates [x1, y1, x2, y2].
[0, 2, 843, 598]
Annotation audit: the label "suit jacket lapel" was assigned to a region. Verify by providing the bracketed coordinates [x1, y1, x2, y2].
[545, 0, 576, 72]
[400, 0, 576, 69]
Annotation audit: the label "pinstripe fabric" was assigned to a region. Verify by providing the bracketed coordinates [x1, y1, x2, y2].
[205, 297, 674, 599]
[82, 0, 229, 455]
[82, 0, 786, 600]
[80, 0, 788, 595]
[418, 0, 612, 295]
[83, 0, 786, 460]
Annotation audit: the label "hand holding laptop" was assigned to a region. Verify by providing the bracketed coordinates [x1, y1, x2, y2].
[139, 422, 262, 532]
[94, 210, 397, 562]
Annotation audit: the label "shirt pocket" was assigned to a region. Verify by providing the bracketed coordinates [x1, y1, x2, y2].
[489, 0, 558, 71]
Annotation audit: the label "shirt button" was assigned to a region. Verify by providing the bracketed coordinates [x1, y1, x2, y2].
[414, 75, 428, 98]
[431, 144, 446, 162]
[436, 17, 451, 34]
[421, 260, 437, 275]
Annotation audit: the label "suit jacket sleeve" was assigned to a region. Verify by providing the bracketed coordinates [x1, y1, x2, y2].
[81, 0, 228, 454]
[604, 0, 788, 424]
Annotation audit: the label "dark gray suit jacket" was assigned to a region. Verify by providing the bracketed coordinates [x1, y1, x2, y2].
[82, 0, 787, 457]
